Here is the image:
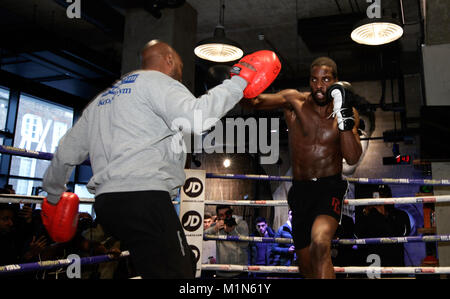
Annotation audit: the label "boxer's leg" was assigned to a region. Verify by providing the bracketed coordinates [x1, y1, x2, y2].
[309, 215, 339, 278]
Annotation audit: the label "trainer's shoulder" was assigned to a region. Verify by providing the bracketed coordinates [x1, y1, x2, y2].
[133, 70, 171, 82]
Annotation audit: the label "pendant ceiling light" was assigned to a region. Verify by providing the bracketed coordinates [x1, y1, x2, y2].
[351, 17, 403, 46]
[194, 0, 243, 62]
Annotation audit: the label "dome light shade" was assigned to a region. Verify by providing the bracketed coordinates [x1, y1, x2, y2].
[351, 18, 403, 46]
[194, 26, 243, 62]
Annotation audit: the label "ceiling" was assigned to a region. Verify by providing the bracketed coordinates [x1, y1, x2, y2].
[0, 0, 424, 110]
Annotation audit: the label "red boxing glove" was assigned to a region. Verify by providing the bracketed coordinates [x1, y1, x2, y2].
[230, 50, 281, 98]
[41, 192, 79, 243]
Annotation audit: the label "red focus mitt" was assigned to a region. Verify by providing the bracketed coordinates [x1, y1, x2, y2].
[41, 192, 79, 243]
[230, 50, 281, 98]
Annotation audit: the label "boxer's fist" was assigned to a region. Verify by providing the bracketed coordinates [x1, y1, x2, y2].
[41, 192, 79, 243]
[327, 81, 355, 131]
[230, 50, 281, 98]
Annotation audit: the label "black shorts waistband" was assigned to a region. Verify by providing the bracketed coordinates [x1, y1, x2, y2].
[292, 173, 343, 185]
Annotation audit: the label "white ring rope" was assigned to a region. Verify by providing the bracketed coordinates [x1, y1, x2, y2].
[0, 194, 179, 205]
[201, 264, 450, 274]
[3, 194, 450, 207]
[206, 195, 450, 207]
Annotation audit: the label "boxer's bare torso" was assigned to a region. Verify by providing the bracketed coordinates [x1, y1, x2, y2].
[283, 92, 342, 180]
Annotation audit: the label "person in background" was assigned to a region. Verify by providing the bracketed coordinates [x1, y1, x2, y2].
[354, 184, 411, 271]
[271, 210, 296, 267]
[249, 216, 275, 266]
[204, 205, 249, 278]
[202, 213, 216, 264]
[0, 202, 48, 278]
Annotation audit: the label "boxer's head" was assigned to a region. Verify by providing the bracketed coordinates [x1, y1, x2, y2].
[140, 40, 183, 82]
[309, 57, 338, 106]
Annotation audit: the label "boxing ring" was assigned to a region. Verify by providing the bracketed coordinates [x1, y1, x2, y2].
[1, 145, 449, 278]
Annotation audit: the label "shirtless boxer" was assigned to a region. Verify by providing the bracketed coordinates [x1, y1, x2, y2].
[241, 57, 362, 278]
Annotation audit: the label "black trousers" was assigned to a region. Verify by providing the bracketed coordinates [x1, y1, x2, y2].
[94, 190, 195, 279]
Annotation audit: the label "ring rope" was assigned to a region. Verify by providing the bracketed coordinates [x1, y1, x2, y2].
[2, 194, 450, 207]
[2, 251, 446, 275]
[204, 234, 450, 245]
[206, 172, 450, 186]
[343, 195, 450, 206]
[0, 194, 95, 204]
[0, 251, 130, 275]
[1, 145, 449, 186]
[0, 194, 179, 205]
[206, 195, 450, 207]
[201, 264, 450, 274]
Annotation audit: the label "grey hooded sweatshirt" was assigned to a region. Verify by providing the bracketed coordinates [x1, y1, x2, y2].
[42, 70, 247, 204]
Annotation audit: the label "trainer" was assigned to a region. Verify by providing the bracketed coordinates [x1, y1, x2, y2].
[41, 40, 280, 278]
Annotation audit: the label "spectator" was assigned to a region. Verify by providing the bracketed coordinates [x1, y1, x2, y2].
[271, 210, 296, 266]
[331, 214, 366, 278]
[354, 185, 411, 269]
[202, 213, 216, 265]
[0, 202, 48, 278]
[249, 216, 275, 266]
[204, 205, 249, 278]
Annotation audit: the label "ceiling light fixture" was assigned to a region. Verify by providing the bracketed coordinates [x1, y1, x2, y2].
[351, 18, 403, 46]
[194, 0, 243, 62]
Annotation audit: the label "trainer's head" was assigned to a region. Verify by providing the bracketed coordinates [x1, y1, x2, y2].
[309, 57, 338, 106]
[140, 40, 183, 82]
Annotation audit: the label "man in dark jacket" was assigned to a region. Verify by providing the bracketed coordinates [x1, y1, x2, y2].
[249, 217, 276, 266]
[271, 210, 296, 266]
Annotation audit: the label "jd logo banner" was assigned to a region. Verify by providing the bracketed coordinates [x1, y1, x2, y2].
[183, 177, 203, 197]
[182, 210, 202, 231]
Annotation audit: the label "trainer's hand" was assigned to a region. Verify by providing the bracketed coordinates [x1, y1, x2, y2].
[41, 192, 79, 243]
[230, 50, 281, 99]
[326, 81, 355, 131]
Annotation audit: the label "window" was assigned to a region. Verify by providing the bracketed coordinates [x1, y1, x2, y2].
[0, 86, 9, 131]
[75, 184, 95, 217]
[9, 93, 74, 195]
[0, 87, 10, 156]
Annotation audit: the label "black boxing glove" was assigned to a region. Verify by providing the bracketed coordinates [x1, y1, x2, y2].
[327, 81, 355, 131]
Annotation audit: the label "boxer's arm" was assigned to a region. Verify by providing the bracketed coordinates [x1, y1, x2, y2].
[240, 89, 301, 111]
[43, 111, 90, 204]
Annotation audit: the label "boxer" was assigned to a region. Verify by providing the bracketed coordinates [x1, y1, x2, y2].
[240, 57, 362, 278]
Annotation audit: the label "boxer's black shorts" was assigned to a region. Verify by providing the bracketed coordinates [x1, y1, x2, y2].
[287, 174, 348, 249]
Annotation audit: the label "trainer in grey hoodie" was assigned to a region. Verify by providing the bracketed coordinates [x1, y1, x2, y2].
[42, 70, 247, 204]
